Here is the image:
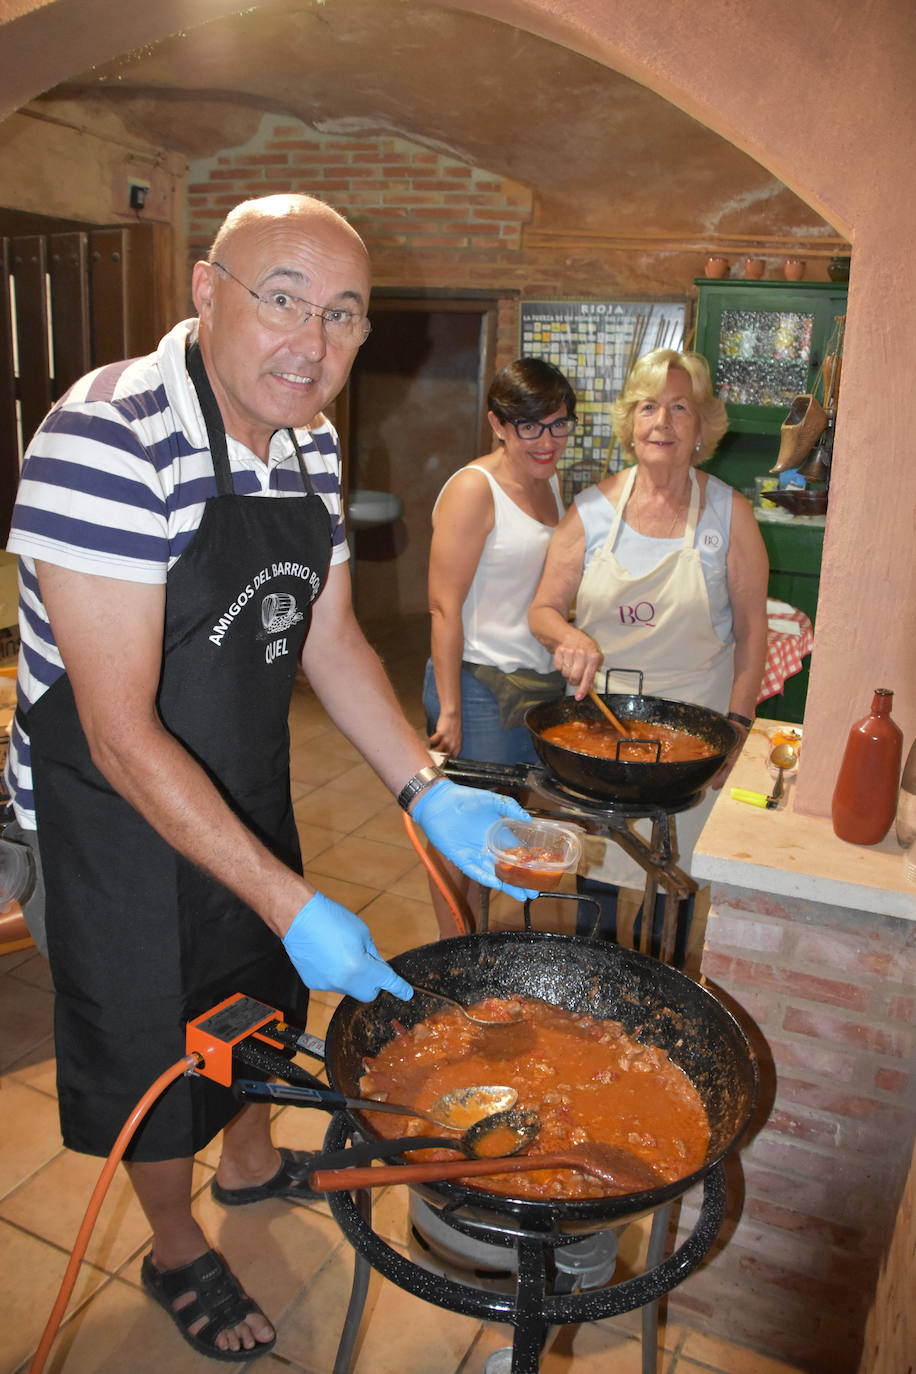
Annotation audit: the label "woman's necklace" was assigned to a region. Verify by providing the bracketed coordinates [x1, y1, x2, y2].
[635, 478, 691, 537]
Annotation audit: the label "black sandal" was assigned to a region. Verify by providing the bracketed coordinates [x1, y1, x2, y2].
[211, 1147, 321, 1206]
[140, 1248, 276, 1363]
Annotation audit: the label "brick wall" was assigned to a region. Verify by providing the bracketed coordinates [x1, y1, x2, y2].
[857, 1141, 915, 1373]
[188, 115, 532, 359]
[186, 113, 711, 370]
[667, 885, 916, 1372]
[186, 116, 714, 623]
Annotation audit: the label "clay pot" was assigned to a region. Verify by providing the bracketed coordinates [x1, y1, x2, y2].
[783, 258, 806, 281]
[704, 256, 729, 279]
[743, 257, 765, 279]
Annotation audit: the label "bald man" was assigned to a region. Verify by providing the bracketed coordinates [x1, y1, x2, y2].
[5, 194, 529, 1359]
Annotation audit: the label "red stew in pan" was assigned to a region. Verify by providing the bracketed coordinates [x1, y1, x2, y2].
[359, 996, 710, 1200]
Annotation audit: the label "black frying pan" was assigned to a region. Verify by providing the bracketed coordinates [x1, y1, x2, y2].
[525, 693, 740, 805]
[323, 931, 757, 1232]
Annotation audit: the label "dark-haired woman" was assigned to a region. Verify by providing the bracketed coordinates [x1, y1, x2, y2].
[422, 357, 576, 930]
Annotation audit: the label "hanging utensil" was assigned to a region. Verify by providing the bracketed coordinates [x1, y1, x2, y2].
[310, 1140, 664, 1195]
[235, 1079, 519, 1130]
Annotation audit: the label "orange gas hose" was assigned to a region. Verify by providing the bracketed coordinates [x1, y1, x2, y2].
[402, 811, 470, 935]
[28, 1053, 201, 1374]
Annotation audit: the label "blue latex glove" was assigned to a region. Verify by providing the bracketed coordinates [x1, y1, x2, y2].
[411, 780, 537, 902]
[282, 893, 413, 1002]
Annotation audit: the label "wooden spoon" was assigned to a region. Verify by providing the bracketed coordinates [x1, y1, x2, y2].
[310, 1141, 664, 1195]
[587, 689, 630, 737]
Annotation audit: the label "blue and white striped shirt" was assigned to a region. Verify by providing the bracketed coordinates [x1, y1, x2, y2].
[5, 319, 349, 829]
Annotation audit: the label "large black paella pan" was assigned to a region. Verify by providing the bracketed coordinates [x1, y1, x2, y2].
[324, 930, 757, 1231]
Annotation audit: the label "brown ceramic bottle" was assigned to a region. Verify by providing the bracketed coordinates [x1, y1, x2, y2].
[831, 689, 903, 844]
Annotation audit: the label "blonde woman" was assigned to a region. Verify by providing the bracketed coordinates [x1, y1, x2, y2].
[529, 348, 768, 959]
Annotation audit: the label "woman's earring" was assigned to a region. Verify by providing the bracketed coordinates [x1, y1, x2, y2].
[694, 441, 702, 452]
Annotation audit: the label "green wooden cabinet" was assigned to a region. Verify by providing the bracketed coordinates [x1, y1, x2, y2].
[693, 279, 847, 436]
[754, 517, 824, 724]
[693, 279, 844, 723]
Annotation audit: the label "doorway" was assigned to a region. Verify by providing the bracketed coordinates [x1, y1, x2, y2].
[343, 294, 498, 623]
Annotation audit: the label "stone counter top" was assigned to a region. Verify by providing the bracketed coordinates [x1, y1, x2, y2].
[693, 720, 915, 920]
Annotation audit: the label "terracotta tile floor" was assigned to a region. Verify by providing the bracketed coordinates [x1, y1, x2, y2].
[0, 614, 805, 1374]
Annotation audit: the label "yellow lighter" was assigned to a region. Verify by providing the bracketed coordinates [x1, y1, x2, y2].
[730, 787, 775, 809]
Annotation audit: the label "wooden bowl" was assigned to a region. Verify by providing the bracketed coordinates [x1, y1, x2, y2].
[766, 487, 828, 516]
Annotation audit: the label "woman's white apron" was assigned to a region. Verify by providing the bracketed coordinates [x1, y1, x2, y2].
[573, 466, 733, 885]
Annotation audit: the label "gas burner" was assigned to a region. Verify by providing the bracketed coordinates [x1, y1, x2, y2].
[441, 757, 699, 962]
[528, 769, 702, 821]
[441, 759, 700, 823]
[319, 1111, 727, 1374]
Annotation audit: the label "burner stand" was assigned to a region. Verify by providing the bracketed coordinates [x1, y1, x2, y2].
[321, 1115, 726, 1374]
[444, 760, 700, 964]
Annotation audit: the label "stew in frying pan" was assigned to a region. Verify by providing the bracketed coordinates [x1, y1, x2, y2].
[359, 996, 710, 1200]
[541, 718, 716, 764]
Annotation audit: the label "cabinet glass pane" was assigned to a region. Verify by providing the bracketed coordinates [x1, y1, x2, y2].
[714, 309, 814, 407]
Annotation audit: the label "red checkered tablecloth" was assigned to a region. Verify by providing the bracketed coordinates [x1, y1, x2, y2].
[757, 601, 815, 704]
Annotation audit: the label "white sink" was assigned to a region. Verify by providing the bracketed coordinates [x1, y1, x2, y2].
[347, 489, 403, 530]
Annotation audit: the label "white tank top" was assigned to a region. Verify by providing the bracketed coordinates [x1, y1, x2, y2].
[434, 465, 564, 673]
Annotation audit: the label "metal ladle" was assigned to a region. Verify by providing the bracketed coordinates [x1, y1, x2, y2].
[235, 1078, 519, 1130]
[768, 741, 799, 803]
[308, 1107, 541, 1173]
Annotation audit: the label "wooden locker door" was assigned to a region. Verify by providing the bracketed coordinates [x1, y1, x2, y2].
[89, 228, 129, 365]
[10, 235, 53, 457]
[48, 232, 91, 398]
[0, 239, 19, 542]
[124, 222, 173, 357]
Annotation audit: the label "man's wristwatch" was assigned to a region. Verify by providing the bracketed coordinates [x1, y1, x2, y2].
[727, 711, 754, 730]
[397, 765, 445, 812]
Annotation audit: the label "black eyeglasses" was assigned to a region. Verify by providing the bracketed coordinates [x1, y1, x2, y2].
[506, 416, 577, 440]
[211, 261, 371, 347]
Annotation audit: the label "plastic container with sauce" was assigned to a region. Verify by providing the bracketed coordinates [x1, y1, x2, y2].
[768, 725, 803, 751]
[487, 818, 581, 891]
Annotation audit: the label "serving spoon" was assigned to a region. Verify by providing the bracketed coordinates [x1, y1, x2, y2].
[411, 986, 523, 1027]
[309, 1108, 541, 1172]
[310, 1140, 664, 1195]
[768, 741, 799, 803]
[235, 1078, 519, 1131]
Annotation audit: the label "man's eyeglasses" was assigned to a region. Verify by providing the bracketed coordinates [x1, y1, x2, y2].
[506, 416, 577, 441]
[211, 261, 371, 347]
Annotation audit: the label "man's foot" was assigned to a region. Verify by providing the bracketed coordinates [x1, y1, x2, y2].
[140, 1248, 275, 1362]
[211, 1147, 321, 1206]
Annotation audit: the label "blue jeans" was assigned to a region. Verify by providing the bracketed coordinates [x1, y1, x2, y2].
[422, 659, 540, 765]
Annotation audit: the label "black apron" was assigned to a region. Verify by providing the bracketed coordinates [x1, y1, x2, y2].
[26, 343, 333, 1160]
